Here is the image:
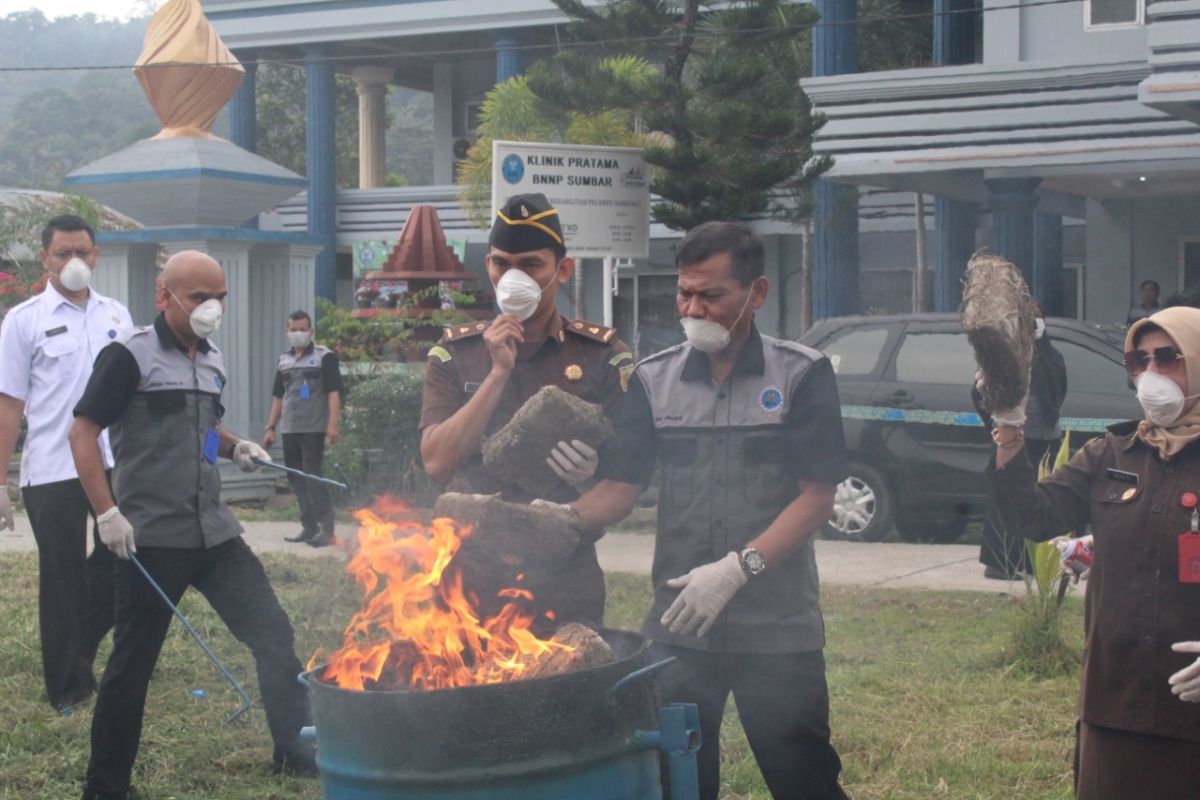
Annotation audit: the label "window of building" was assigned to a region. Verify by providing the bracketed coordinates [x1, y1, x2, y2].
[1180, 239, 1200, 291]
[1085, 0, 1143, 28]
[894, 332, 976, 385]
[1062, 263, 1084, 319]
[820, 327, 891, 377]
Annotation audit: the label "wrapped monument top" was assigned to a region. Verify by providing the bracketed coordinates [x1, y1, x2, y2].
[483, 386, 614, 497]
[960, 252, 1036, 412]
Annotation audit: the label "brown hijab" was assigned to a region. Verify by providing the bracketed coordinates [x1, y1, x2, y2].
[1126, 306, 1200, 459]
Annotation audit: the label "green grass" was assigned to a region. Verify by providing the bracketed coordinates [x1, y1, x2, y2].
[0, 553, 1082, 799]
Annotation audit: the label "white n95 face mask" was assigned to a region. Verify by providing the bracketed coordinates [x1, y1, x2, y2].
[287, 331, 312, 349]
[1137, 369, 1191, 427]
[495, 268, 554, 322]
[171, 290, 223, 339]
[1034, 318, 1046, 340]
[58, 258, 93, 292]
[679, 280, 760, 354]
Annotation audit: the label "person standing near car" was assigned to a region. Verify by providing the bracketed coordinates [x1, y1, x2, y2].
[571, 221, 850, 800]
[985, 305, 1200, 798]
[0, 214, 133, 712]
[975, 301, 1068, 579]
[1128, 279, 1161, 325]
[262, 310, 343, 548]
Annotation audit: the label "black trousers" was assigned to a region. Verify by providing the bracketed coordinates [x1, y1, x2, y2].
[85, 537, 310, 798]
[979, 437, 1057, 574]
[650, 643, 847, 800]
[21, 476, 115, 709]
[282, 432, 334, 536]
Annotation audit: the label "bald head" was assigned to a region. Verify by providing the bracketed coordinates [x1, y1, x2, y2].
[157, 250, 228, 345]
[161, 250, 223, 292]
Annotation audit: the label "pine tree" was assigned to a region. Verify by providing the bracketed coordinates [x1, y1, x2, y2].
[525, 0, 831, 231]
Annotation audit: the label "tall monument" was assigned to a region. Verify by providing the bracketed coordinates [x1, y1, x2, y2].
[65, 0, 320, 491]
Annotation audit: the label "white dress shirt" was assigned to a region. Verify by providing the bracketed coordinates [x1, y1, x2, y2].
[0, 282, 133, 487]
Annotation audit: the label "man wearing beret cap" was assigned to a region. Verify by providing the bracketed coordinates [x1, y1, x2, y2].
[418, 193, 634, 630]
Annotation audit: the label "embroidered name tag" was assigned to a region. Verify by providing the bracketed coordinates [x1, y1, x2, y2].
[44, 326, 67, 337]
[464, 382, 481, 393]
[1105, 468, 1138, 485]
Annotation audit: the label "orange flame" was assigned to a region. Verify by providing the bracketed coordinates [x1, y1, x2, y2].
[310, 495, 572, 691]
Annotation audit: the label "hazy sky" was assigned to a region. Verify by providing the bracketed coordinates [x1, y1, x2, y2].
[0, 0, 155, 20]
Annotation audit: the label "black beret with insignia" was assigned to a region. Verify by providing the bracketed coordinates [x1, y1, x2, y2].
[489, 193, 564, 254]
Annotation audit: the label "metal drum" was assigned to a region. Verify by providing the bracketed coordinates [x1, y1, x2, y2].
[299, 629, 700, 800]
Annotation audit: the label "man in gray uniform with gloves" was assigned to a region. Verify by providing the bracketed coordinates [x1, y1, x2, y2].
[68, 251, 316, 800]
[262, 309, 343, 547]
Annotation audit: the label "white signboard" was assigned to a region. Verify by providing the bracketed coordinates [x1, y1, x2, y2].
[492, 140, 650, 259]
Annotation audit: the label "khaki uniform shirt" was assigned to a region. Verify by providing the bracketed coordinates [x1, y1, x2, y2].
[418, 314, 632, 628]
[991, 422, 1200, 742]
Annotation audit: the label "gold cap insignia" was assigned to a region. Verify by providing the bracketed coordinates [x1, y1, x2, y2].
[520, 204, 529, 218]
[565, 364, 583, 381]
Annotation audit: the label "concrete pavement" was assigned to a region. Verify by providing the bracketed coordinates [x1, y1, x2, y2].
[0, 513, 1033, 594]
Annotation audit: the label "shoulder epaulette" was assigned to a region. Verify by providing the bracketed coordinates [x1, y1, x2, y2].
[566, 319, 618, 344]
[443, 321, 490, 342]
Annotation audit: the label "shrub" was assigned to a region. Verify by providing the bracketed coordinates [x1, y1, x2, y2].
[326, 370, 438, 507]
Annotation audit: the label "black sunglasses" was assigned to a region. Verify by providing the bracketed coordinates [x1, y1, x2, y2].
[1123, 346, 1185, 375]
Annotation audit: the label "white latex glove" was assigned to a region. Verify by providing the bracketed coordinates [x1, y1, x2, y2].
[530, 498, 583, 529]
[1169, 642, 1200, 703]
[0, 490, 13, 531]
[546, 440, 599, 487]
[660, 552, 748, 637]
[233, 440, 271, 472]
[96, 506, 136, 560]
[1050, 534, 1094, 583]
[975, 370, 1028, 427]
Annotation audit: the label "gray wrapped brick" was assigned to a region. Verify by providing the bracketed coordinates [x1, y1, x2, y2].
[482, 386, 614, 497]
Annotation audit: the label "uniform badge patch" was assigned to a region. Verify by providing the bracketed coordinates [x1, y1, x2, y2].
[619, 364, 634, 392]
[428, 345, 452, 364]
[759, 387, 783, 412]
[565, 364, 583, 381]
[214, 374, 224, 390]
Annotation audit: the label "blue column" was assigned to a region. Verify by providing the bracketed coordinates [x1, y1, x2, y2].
[985, 177, 1040, 286]
[933, 197, 976, 311]
[306, 45, 337, 304]
[933, 0, 976, 66]
[813, 182, 860, 319]
[229, 51, 257, 153]
[1033, 212, 1064, 315]
[493, 33, 523, 83]
[812, 0, 859, 320]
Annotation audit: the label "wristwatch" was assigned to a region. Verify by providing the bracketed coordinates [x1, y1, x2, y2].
[739, 547, 766, 577]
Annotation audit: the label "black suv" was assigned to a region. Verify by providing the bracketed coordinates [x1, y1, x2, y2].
[798, 313, 1140, 543]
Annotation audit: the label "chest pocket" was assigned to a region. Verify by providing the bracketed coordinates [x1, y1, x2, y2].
[145, 391, 191, 447]
[742, 433, 794, 506]
[38, 334, 79, 374]
[661, 438, 698, 511]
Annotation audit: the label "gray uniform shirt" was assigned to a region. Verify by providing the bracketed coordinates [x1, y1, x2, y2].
[74, 315, 243, 549]
[272, 343, 342, 434]
[600, 327, 849, 653]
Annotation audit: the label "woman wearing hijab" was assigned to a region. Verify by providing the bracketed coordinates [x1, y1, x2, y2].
[987, 305, 1200, 798]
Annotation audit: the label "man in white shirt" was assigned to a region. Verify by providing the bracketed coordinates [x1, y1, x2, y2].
[0, 215, 133, 711]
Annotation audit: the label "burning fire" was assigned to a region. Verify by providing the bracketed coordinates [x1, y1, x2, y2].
[311, 495, 573, 691]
